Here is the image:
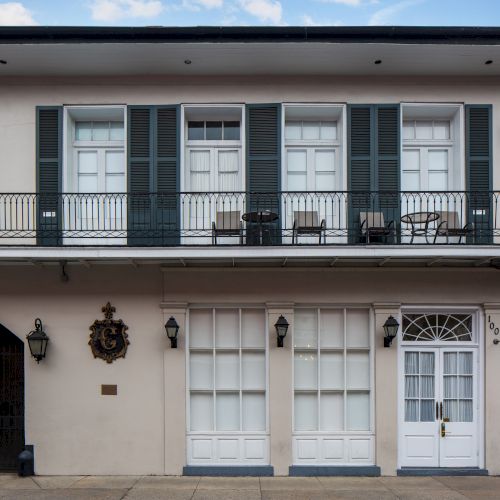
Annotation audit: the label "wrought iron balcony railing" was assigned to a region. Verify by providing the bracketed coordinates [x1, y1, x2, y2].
[0, 191, 497, 246]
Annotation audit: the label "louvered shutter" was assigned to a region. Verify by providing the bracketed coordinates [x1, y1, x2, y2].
[246, 104, 281, 245]
[348, 104, 400, 243]
[156, 105, 180, 245]
[376, 105, 400, 238]
[128, 106, 154, 245]
[37, 106, 62, 246]
[466, 105, 492, 243]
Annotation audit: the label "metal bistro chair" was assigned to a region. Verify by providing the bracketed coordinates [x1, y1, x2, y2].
[360, 211, 395, 244]
[433, 210, 473, 244]
[292, 211, 326, 244]
[212, 210, 243, 245]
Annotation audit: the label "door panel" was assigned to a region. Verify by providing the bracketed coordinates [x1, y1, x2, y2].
[400, 349, 439, 467]
[439, 349, 477, 468]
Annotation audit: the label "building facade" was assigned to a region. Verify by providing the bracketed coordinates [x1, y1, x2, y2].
[1, 26, 500, 476]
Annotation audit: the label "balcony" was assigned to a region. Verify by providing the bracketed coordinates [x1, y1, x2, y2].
[0, 191, 497, 248]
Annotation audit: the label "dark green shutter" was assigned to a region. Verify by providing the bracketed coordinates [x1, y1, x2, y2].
[128, 106, 154, 245]
[128, 105, 179, 246]
[246, 104, 281, 245]
[37, 106, 62, 246]
[156, 105, 180, 245]
[348, 104, 400, 243]
[466, 105, 492, 243]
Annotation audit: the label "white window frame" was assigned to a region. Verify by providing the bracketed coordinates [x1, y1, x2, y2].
[397, 305, 484, 470]
[181, 104, 246, 193]
[292, 306, 375, 466]
[185, 305, 270, 465]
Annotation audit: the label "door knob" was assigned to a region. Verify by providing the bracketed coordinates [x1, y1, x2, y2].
[441, 422, 446, 438]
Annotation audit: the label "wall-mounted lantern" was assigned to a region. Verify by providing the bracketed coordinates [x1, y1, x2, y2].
[165, 316, 179, 348]
[274, 315, 289, 348]
[26, 318, 49, 363]
[383, 315, 399, 348]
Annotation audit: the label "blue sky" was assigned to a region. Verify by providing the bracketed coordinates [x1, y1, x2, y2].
[0, 0, 500, 27]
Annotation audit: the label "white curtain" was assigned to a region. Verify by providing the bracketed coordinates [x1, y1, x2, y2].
[443, 352, 473, 422]
[405, 352, 435, 422]
[217, 150, 239, 192]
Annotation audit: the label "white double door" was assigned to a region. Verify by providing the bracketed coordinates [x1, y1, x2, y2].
[400, 347, 479, 468]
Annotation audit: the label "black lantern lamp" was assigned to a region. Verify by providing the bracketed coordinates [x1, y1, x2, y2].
[383, 315, 399, 347]
[165, 316, 179, 348]
[274, 315, 289, 347]
[27, 318, 49, 363]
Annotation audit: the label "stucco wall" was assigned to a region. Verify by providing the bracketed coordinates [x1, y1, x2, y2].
[1, 74, 500, 192]
[1, 265, 500, 474]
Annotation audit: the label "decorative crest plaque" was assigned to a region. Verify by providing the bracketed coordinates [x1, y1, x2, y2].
[89, 302, 129, 363]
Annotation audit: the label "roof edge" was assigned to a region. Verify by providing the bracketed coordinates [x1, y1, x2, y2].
[2, 26, 500, 45]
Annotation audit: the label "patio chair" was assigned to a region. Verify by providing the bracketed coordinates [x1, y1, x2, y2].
[360, 211, 395, 244]
[433, 211, 473, 244]
[212, 210, 243, 245]
[292, 211, 326, 244]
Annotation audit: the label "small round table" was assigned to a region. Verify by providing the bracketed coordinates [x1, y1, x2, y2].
[242, 210, 279, 245]
[400, 211, 440, 243]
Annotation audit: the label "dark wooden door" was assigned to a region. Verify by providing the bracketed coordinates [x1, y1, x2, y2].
[0, 324, 24, 471]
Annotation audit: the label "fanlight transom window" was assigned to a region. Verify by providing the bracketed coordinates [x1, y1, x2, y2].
[402, 314, 473, 342]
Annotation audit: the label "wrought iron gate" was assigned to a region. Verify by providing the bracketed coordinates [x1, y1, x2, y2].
[0, 324, 24, 471]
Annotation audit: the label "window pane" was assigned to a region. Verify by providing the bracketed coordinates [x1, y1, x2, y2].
[106, 151, 125, 174]
[190, 309, 213, 348]
[294, 309, 317, 348]
[303, 121, 320, 140]
[92, 122, 109, 141]
[428, 149, 448, 171]
[415, 121, 432, 140]
[78, 174, 98, 193]
[215, 309, 239, 348]
[216, 393, 239, 431]
[242, 393, 266, 431]
[218, 150, 239, 191]
[346, 309, 369, 348]
[215, 352, 239, 390]
[288, 173, 307, 191]
[403, 149, 420, 171]
[242, 352, 265, 390]
[294, 393, 317, 431]
[429, 172, 447, 191]
[105, 174, 125, 193]
[189, 150, 210, 191]
[316, 172, 335, 191]
[287, 150, 307, 173]
[320, 352, 343, 390]
[242, 309, 265, 348]
[346, 352, 370, 390]
[188, 121, 204, 140]
[75, 121, 92, 141]
[315, 150, 335, 172]
[320, 121, 337, 140]
[402, 171, 420, 192]
[320, 310, 343, 348]
[223, 121, 240, 140]
[191, 393, 213, 431]
[206, 121, 223, 140]
[110, 121, 124, 140]
[347, 392, 370, 431]
[294, 351, 317, 390]
[434, 121, 450, 140]
[190, 353, 213, 390]
[78, 151, 98, 174]
[285, 121, 301, 140]
[320, 393, 343, 431]
[403, 121, 415, 140]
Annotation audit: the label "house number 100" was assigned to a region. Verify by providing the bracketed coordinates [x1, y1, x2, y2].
[488, 315, 500, 345]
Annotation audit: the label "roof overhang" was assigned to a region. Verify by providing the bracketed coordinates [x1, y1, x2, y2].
[1, 26, 500, 77]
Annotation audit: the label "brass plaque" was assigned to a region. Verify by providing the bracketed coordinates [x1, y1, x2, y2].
[101, 384, 117, 396]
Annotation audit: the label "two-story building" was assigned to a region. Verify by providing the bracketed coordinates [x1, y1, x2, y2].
[1, 26, 500, 477]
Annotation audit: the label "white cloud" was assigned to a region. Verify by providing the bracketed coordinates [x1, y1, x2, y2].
[90, 0, 164, 21]
[182, 0, 223, 10]
[302, 14, 343, 26]
[316, 0, 379, 5]
[369, 0, 422, 25]
[240, 0, 282, 24]
[0, 2, 37, 25]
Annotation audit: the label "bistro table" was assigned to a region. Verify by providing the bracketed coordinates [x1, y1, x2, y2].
[242, 210, 279, 245]
[400, 211, 440, 243]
